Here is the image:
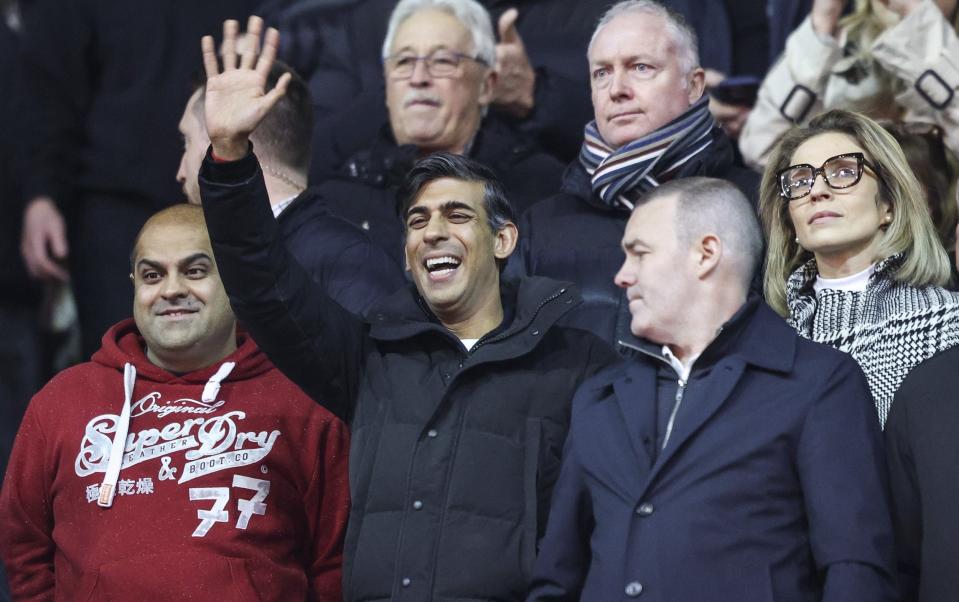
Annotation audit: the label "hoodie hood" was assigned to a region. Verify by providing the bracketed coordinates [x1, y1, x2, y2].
[92, 318, 273, 385]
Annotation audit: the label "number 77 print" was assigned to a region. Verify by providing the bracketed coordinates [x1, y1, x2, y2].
[189, 474, 272, 537]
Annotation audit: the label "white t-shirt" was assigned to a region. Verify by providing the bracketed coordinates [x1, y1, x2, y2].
[460, 338, 479, 351]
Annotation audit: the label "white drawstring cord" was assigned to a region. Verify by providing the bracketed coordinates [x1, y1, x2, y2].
[98, 363, 135, 508]
[202, 361, 235, 404]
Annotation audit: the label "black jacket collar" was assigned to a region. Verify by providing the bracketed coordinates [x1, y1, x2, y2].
[341, 114, 537, 189]
[367, 275, 580, 347]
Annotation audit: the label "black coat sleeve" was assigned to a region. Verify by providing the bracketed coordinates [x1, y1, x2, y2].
[884, 394, 921, 602]
[526, 393, 595, 601]
[199, 148, 365, 423]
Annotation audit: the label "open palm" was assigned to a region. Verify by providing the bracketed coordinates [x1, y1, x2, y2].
[201, 16, 290, 159]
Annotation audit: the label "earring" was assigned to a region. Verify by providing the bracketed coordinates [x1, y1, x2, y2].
[794, 236, 800, 244]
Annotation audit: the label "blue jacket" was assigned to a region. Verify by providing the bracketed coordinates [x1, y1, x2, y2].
[528, 298, 898, 602]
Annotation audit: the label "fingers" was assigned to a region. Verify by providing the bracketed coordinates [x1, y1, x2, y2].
[498, 8, 520, 44]
[201, 35, 219, 79]
[221, 19, 239, 70]
[21, 199, 70, 282]
[240, 16, 263, 70]
[255, 26, 281, 79]
[263, 72, 292, 108]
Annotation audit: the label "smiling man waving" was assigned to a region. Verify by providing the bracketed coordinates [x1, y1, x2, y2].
[196, 16, 617, 602]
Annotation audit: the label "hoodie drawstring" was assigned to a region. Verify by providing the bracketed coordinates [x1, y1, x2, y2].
[202, 361, 235, 404]
[97, 360, 236, 509]
[98, 363, 136, 508]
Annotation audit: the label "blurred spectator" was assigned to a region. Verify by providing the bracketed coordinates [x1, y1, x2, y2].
[512, 0, 760, 351]
[177, 60, 405, 315]
[304, 0, 566, 267]
[705, 0, 814, 141]
[759, 109, 959, 425]
[0, 1, 40, 483]
[880, 121, 957, 253]
[0, 5, 37, 601]
[741, 0, 959, 169]
[15, 0, 258, 360]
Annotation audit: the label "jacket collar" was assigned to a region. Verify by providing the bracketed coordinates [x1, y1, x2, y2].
[342, 115, 531, 189]
[617, 295, 795, 375]
[367, 276, 581, 348]
[786, 252, 906, 302]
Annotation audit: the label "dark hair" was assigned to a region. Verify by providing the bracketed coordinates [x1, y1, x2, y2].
[397, 152, 515, 270]
[398, 152, 515, 231]
[193, 61, 313, 174]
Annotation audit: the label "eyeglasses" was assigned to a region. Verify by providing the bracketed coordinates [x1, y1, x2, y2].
[384, 50, 487, 79]
[777, 152, 881, 201]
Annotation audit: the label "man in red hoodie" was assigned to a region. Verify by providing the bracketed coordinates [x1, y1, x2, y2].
[0, 204, 350, 601]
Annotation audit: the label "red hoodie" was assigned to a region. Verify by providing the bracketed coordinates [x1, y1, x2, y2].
[0, 319, 350, 601]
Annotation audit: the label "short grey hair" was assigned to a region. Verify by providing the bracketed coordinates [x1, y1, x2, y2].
[643, 177, 763, 291]
[588, 0, 700, 76]
[381, 0, 496, 67]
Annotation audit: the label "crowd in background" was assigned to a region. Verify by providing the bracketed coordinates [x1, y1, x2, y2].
[1, 0, 958, 600]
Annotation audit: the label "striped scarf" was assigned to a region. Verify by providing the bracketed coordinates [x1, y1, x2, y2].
[579, 96, 716, 210]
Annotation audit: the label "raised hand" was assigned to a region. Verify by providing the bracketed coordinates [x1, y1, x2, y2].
[810, 0, 848, 36]
[493, 8, 535, 118]
[201, 16, 291, 161]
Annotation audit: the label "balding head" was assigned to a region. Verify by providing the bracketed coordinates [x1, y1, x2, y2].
[130, 204, 236, 373]
[647, 177, 763, 291]
[131, 204, 208, 269]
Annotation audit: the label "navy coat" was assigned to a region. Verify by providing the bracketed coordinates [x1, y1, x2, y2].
[528, 299, 899, 602]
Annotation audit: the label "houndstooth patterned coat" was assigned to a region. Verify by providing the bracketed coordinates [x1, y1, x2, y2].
[787, 254, 959, 427]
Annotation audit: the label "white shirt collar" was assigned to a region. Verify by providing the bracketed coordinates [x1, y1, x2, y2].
[271, 195, 297, 218]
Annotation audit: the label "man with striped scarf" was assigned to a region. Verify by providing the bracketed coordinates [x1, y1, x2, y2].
[511, 0, 760, 351]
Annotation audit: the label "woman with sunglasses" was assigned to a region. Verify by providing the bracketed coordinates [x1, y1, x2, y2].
[759, 109, 959, 426]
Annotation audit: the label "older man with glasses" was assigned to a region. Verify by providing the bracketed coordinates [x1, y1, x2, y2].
[310, 0, 564, 267]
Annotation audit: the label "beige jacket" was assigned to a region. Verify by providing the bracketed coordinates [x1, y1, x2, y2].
[740, 0, 959, 169]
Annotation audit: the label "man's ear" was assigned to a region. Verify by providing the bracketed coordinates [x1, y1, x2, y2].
[479, 69, 497, 107]
[687, 67, 706, 104]
[695, 233, 722, 279]
[494, 221, 518, 260]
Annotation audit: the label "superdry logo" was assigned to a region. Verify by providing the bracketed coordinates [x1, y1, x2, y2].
[131, 392, 225, 418]
[74, 394, 280, 485]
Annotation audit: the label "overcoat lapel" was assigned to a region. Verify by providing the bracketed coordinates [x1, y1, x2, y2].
[611, 364, 656, 472]
[637, 358, 746, 498]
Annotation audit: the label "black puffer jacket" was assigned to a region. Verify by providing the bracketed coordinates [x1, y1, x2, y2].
[511, 129, 761, 351]
[199, 150, 619, 601]
[314, 115, 564, 267]
[275, 186, 406, 317]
